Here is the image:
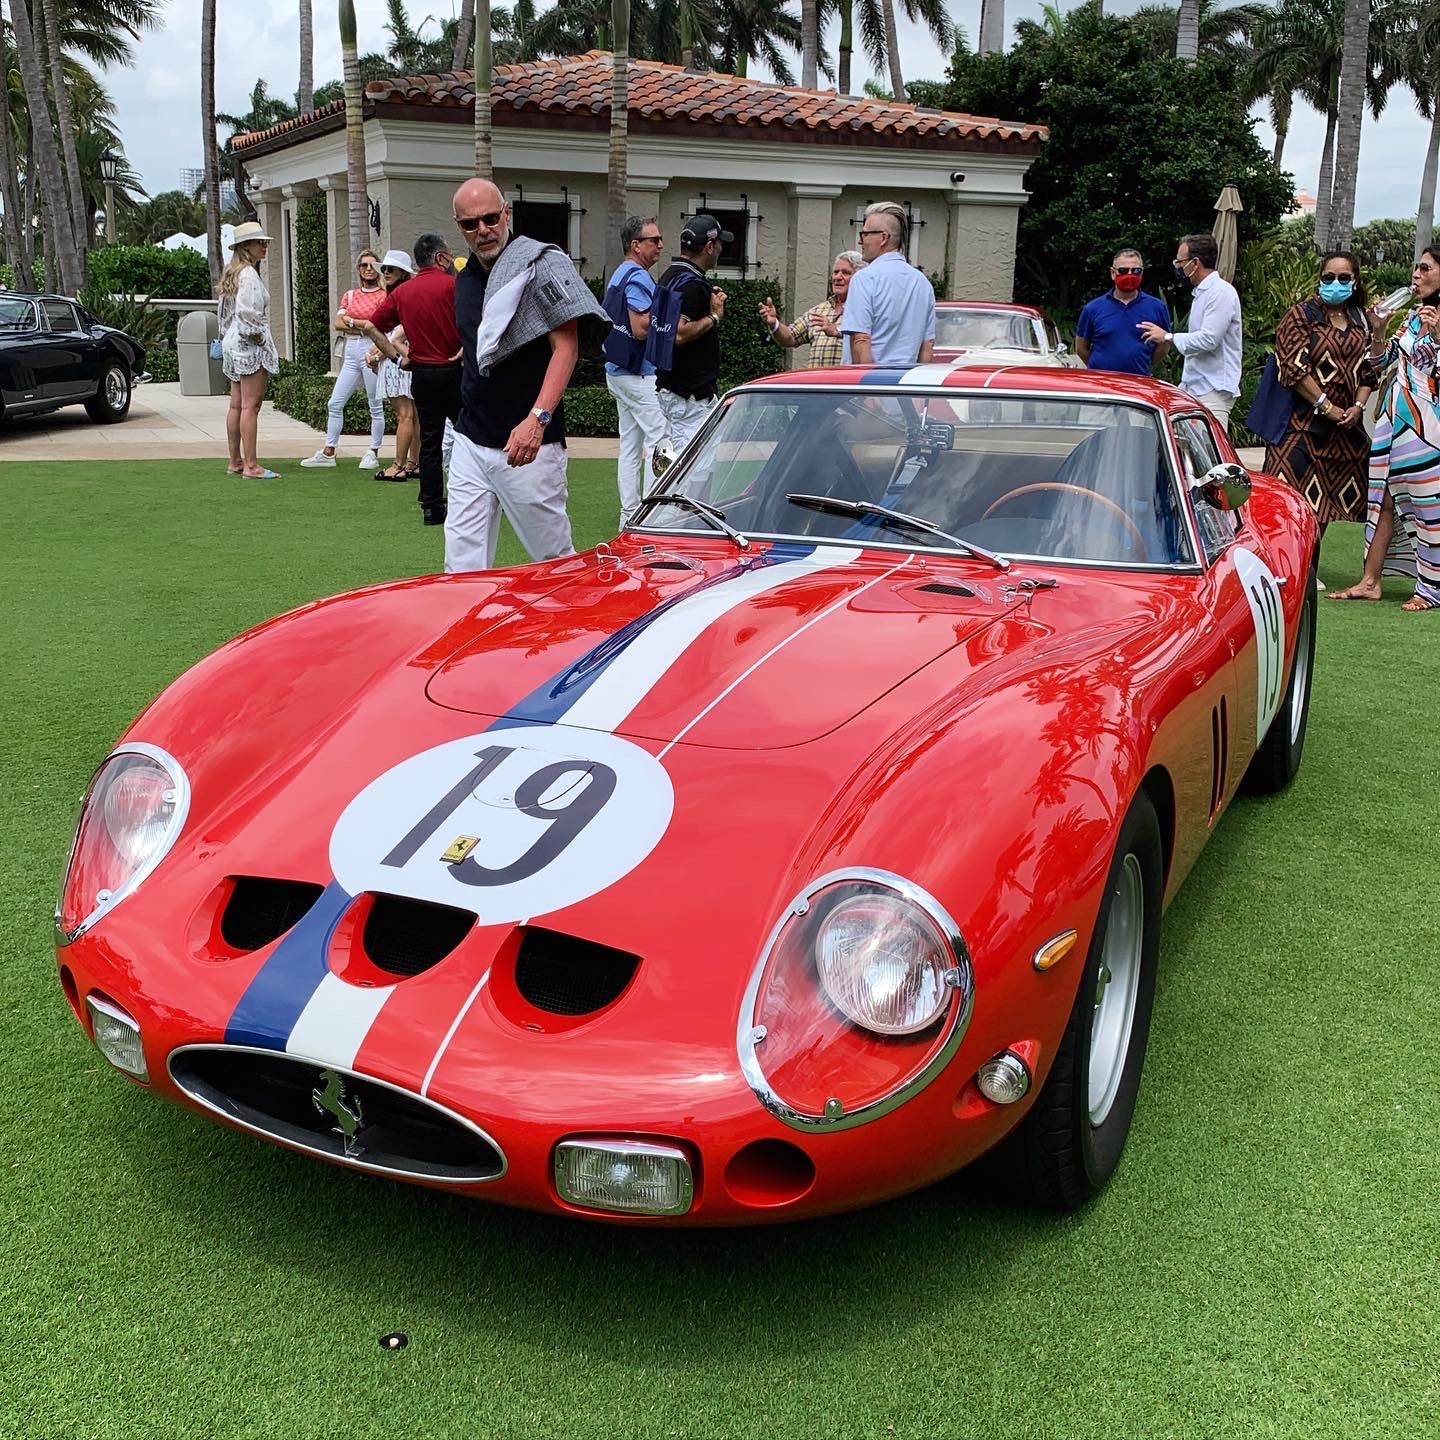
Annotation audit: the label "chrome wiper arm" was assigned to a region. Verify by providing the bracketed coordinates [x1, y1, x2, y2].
[638, 493, 750, 550]
[784, 493, 1009, 571]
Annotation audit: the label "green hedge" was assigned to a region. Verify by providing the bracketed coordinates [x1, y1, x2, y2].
[564, 386, 619, 437]
[88, 245, 211, 299]
[294, 197, 331, 373]
[146, 350, 179, 383]
[269, 369, 396, 435]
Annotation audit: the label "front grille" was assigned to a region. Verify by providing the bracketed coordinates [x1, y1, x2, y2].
[169, 1047, 505, 1183]
[363, 894, 475, 977]
[514, 927, 640, 1016]
[220, 878, 325, 951]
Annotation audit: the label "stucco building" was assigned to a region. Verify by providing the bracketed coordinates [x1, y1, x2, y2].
[233, 52, 1047, 363]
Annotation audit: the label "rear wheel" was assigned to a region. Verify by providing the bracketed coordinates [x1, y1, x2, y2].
[1242, 559, 1317, 795]
[84, 362, 132, 423]
[1010, 791, 1163, 1209]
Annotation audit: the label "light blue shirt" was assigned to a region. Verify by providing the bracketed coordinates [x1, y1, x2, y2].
[604, 260, 658, 378]
[840, 251, 936, 367]
[1173, 270, 1243, 399]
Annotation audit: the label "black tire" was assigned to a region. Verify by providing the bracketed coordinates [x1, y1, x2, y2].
[1242, 557, 1317, 795]
[84, 361, 132, 423]
[1010, 790, 1163, 1209]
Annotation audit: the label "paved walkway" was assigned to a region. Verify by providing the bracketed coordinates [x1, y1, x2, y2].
[0, 381, 621, 462]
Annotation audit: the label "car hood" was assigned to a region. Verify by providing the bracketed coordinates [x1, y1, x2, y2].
[425, 540, 1023, 749]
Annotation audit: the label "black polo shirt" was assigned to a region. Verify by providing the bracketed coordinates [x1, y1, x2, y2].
[656, 258, 718, 401]
[455, 254, 565, 449]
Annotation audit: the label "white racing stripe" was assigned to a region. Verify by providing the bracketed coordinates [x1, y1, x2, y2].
[561, 543, 857, 732]
[421, 969, 491, 1098]
[287, 971, 394, 1069]
[897, 363, 961, 388]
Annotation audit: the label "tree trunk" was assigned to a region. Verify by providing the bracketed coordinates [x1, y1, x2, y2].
[1175, 0, 1200, 61]
[606, 0, 629, 274]
[298, 0, 314, 113]
[881, 0, 905, 99]
[338, 0, 369, 268]
[681, 1, 697, 72]
[452, 0, 475, 73]
[801, 0, 818, 88]
[7, 0, 82, 293]
[38, 0, 87, 276]
[202, 0, 222, 289]
[473, 0, 492, 175]
[838, 0, 853, 93]
[1272, 89, 1291, 169]
[1418, 101, 1439, 258]
[978, 0, 1005, 56]
[1326, 0, 1369, 253]
[1314, 98, 1338, 251]
[0, 33, 37, 288]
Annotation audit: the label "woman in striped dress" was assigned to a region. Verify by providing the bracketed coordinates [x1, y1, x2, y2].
[1331, 247, 1440, 610]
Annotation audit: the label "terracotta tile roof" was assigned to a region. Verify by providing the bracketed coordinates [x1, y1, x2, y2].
[233, 52, 1046, 156]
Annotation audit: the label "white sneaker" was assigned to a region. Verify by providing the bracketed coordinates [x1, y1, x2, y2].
[358, 448, 380, 470]
[300, 449, 337, 468]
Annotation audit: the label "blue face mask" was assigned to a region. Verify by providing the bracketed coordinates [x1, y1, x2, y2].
[1319, 278, 1355, 304]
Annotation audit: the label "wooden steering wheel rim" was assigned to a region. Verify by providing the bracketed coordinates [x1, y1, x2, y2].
[980, 482, 1148, 558]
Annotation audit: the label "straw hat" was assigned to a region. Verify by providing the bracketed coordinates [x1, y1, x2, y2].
[230, 220, 272, 246]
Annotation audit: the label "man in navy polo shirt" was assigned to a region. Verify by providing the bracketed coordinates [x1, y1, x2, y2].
[1075, 249, 1172, 376]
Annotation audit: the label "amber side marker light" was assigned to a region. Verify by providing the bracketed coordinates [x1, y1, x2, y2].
[1033, 928, 1079, 972]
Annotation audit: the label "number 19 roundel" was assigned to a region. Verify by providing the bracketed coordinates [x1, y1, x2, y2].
[329, 725, 675, 924]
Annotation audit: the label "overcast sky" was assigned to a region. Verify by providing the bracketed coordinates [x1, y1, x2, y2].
[108, 0, 1432, 232]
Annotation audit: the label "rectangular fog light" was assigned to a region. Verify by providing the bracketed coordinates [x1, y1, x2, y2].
[554, 1138, 694, 1216]
[85, 995, 148, 1080]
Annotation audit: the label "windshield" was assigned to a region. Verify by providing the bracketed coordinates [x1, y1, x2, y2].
[638, 389, 1194, 567]
[934, 309, 1043, 353]
[0, 297, 38, 332]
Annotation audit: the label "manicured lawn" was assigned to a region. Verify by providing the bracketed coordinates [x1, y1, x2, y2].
[2, 459, 1435, 1438]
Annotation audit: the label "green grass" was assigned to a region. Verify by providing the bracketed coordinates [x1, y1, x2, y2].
[2, 460, 1436, 1439]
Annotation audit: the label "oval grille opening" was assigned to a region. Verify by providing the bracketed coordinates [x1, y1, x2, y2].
[363, 894, 475, 978]
[220, 878, 325, 951]
[514, 928, 640, 1016]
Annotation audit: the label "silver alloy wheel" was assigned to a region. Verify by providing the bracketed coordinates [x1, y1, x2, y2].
[104, 366, 128, 411]
[1288, 593, 1312, 745]
[1088, 853, 1143, 1126]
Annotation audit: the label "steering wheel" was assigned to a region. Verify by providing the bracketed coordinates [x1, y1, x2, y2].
[981, 483, 1148, 560]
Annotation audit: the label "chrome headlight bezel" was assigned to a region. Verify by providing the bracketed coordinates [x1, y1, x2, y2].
[55, 742, 190, 945]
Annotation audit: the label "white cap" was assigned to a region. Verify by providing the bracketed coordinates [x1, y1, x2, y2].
[379, 249, 415, 274]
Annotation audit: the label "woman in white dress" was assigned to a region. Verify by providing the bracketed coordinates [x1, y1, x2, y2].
[217, 221, 281, 479]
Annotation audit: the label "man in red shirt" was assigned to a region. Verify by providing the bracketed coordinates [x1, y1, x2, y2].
[355, 232, 461, 525]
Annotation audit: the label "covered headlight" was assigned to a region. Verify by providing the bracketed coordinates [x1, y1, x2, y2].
[56, 744, 190, 943]
[738, 870, 973, 1131]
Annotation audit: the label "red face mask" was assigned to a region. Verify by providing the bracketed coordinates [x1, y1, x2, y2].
[1113, 272, 1144, 292]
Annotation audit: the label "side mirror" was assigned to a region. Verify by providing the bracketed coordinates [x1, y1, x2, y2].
[652, 444, 678, 478]
[1197, 461, 1252, 512]
[1055, 341, 1068, 355]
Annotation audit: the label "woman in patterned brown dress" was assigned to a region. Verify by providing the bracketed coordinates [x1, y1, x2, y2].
[1265, 251, 1378, 538]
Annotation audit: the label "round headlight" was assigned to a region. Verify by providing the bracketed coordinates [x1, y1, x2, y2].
[815, 893, 954, 1035]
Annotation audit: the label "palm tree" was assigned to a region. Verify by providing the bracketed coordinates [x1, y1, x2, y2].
[851, 0, 950, 98]
[39, 0, 88, 281]
[801, 0, 818, 85]
[1390, 0, 1440, 254]
[978, 0, 1005, 54]
[714, 2, 803, 81]
[1327, 0, 1371, 250]
[453, 0, 475, 70]
[474, 0, 491, 174]
[0, 30, 34, 288]
[1176, 0, 1200, 58]
[607, 0, 629, 270]
[299, 0, 314, 112]
[338, 0, 368, 270]
[201, 0, 221, 287]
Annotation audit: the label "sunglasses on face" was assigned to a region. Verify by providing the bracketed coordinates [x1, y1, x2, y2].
[456, 210, 504, 232]
[1418, 261, 1438, 273]
[1320, 271, 1354, 283]
[1113, 266, 1143, 275]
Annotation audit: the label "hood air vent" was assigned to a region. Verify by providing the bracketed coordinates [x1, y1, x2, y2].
[363, 894, 476, 978]
[221, 878, 326, 951]
[514, 928, 640, 1016]
[914, 580, 976, 598]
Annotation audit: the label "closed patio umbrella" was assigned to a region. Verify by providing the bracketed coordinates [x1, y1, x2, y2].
[1213, 184, 1243, 282]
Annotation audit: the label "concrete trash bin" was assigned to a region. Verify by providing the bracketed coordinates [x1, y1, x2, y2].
[178, 309, 228, 396]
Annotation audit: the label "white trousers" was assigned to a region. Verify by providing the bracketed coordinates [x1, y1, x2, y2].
[658, 390, 716, 456]
[326, 337, 385, 449]
[1194, 389, 1236, 434]
[446, 431, 574, 574]
[606, 371, 670, 522]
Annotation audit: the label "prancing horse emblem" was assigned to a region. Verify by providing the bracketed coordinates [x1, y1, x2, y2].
[311, 1068, 365, 1157]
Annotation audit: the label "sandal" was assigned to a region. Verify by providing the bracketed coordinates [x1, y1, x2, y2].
[375, 462, 406, 480]
[1401, 594, 1438, 612]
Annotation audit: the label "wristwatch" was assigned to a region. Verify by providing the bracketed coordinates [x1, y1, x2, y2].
[531, 407, 552, 425]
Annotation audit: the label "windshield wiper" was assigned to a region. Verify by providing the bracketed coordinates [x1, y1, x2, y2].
[637, 493, 751, 550]
[784, 494, 1009, 570]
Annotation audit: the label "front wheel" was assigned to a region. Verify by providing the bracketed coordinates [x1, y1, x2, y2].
[1010, 790, 1163, 1209]
[84, 362, 132, 423]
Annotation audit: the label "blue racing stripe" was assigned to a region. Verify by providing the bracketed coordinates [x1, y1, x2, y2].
[858, 370, 907, 386]
[224, 880, 354, 1048]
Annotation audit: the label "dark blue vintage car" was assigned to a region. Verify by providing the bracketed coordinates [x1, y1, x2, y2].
[0, 291, 149, 425]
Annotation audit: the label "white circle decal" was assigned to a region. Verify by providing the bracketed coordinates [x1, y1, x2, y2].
[330, 725, 674, 924]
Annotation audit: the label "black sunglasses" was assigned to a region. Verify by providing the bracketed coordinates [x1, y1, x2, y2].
[456, 210, 504, 232]
[1320, 271, 1353, 283]
[1113, 266, 1143, 275]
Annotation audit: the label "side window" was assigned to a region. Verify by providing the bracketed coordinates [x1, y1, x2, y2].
[41, 300, 78, 332]
[1176, 414, 1239, 561]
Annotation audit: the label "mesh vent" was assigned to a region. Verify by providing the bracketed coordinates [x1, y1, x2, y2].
[645, 559, 693, 570]
[514, 928, 640, 1016]
[363, 894, 475, 978]
[220, 878, 325, 951]
[914, 581, 975, 598]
